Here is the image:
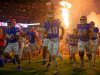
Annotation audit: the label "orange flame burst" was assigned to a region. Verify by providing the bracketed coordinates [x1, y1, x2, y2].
[60, 1, 72, 29]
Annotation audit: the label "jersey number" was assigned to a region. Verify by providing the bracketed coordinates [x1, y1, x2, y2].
[48, 27, 58, 34]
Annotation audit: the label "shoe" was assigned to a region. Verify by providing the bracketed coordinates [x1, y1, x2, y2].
[12, 58, 16, 65]
[46, 63, 51, 70]
[16, 66, 22, 71]
[42, 61, 46, 65]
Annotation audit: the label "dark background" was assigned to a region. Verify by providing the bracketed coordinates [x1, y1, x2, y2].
[0, 0, 99, 26]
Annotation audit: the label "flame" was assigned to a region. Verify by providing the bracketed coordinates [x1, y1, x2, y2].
[60, 1, 72, 29]
[87, 12, 100, 29]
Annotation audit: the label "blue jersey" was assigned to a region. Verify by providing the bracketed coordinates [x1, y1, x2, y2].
[27, 31, 37, 43]
[44, 19, 60, 39]
[77, 24, 90, 41]
[91, 27, 99, 40]
[5, 27, 20, 43]
[68, 34, 78, 46]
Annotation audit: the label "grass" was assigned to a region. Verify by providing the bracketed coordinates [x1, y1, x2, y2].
[0, 55, 100, 75]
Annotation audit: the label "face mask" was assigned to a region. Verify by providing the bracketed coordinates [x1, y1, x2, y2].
[80, 20, 87, 24]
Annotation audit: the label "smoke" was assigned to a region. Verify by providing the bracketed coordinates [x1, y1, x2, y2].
[66, 0, 100, 30]
[87, 12, 100, 29]
[70, 0, 96, 21]
[49, 0, 100, 29]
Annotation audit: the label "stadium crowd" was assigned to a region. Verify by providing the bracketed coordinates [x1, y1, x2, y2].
[0, 2, 46, 23]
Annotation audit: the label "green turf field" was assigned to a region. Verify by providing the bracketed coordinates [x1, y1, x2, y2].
[0, 55, 100, 75]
